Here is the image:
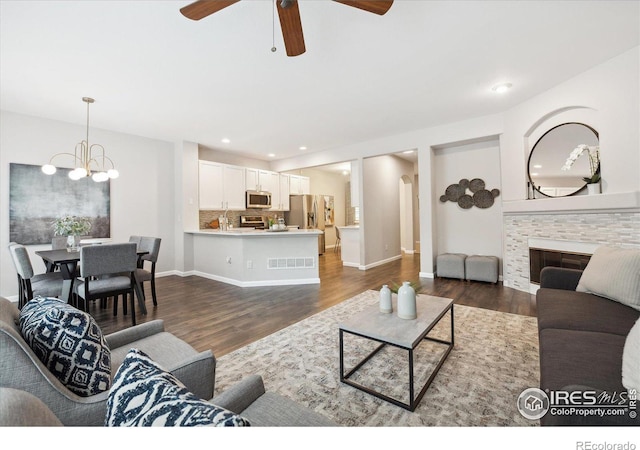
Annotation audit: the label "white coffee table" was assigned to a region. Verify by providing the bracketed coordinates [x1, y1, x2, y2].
[339, 292, 454, 411]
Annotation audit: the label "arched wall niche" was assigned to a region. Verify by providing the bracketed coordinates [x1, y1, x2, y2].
[522, 106, 600, 197]
[523, 106, 599, 162]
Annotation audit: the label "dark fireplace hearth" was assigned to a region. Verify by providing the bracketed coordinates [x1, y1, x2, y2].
[529, 248, 592, 284]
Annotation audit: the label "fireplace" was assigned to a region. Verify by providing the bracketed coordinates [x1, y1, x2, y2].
[528, 248, 591, 284]
[527, 238, 599, 288]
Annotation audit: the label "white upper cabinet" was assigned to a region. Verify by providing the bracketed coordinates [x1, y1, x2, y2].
[246, 168, 276, 193]
[278, 174, 290, 211]
[199, 161, 223, 210]
[199, 161, 246, 210]
[289, 174, 310, 195]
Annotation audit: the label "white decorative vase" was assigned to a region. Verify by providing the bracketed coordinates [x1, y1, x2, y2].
[587, 183, 601, 195]
[66, 235, 80, 252]
[379, 285, 392, 313]
[397, 281, 417, 320]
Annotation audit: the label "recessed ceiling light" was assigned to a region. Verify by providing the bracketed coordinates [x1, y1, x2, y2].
[221, 138, 231, 144]
[299, 146, 307, 151]
[531, 172, 539, 177]
[403, 150, 414, 154]
[268, 153, 276, 158]
[533, 164, 542, 169]
[492, 83, 512, 93]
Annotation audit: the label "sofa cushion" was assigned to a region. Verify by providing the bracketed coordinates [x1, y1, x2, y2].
[106, 348, 250, 427]
[238, 391, 336, 427]
[576, 246, 640, 311]
[536, 288, 640, 336]
[622, 318, 640, 393]
[0, 387, 63, 426]
[18, 297, 111, 397]
[538, 328, 627, 393]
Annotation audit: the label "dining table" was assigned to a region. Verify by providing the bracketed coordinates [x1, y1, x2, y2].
[35, 247, 149, 315]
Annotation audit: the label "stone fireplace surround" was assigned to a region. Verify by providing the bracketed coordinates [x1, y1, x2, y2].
[502, 192, 640, 293]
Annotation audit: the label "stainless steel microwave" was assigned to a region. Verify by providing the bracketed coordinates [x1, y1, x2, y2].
[246, 190, 272, 209]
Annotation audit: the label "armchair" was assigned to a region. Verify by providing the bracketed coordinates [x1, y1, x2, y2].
[0, 297, 215, 426]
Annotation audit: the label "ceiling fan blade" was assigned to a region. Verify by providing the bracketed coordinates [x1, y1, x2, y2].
[276, 0, 306, 57]
[332, 0, 393, 15]
[180, 0, 241, 21]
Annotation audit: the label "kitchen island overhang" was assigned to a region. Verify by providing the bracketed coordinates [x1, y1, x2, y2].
[185, 229, 323, 287]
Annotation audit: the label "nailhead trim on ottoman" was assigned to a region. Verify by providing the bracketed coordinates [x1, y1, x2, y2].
[465, 255, 499, 284]
[436, 253, 467, 280]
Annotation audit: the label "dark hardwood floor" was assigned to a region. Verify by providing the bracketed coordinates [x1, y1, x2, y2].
[89, 251, 536, 357]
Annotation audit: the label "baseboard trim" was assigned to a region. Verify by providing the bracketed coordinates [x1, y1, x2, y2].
[419, 271, 435, 279]
[359, 255, 402, 271]
[189, 270, 320, 287]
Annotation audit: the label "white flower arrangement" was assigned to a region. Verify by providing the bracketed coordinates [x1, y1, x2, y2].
[561, 144, 600, 184]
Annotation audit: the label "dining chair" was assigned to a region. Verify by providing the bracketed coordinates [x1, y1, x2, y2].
[135, 236, 161, 307]
[73, 243, 138, 325]
[334, 226, 341, 253]
[7, 243, 63, 308]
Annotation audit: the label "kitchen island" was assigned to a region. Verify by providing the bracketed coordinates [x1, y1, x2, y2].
[339, 225, 361, 268]
[185, 228, 322, 287]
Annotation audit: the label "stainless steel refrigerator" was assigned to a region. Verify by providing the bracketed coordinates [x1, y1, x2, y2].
[285, 194, 326, 254]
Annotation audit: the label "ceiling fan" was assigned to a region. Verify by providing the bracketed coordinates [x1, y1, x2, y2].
[180, 0, 394, 57]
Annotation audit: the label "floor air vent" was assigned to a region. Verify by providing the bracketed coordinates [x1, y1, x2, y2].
[267, 257, 315, 269]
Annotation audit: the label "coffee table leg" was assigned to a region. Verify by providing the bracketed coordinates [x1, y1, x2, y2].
[339, 329, 344, 381]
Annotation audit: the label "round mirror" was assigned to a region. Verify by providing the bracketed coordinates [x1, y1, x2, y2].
[527, 122, 599, 197]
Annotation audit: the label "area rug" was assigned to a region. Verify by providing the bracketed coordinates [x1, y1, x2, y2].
[214, 290, 540, 426]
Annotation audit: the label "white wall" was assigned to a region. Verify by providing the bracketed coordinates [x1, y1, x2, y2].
[2, 47, 637, 296]
[199, 146, 271, 171]
[271, 47, 639, 279]
[0, 111, 176, 298]
[500, 47, 640, 201]
[362, 155, 415, 267]
[433, 140, 503, 274]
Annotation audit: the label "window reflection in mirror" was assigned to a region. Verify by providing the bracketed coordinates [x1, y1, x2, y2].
[528, 122, 599, 197]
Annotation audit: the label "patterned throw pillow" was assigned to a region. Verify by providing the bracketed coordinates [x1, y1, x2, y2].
[19, 297, 111, 397]
[106, 348, 250, 427]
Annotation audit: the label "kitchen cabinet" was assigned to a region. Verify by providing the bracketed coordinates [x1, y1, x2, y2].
[289, 174, 310, 195]
[199, 161, 246, 210]
[246, 168, 277, 193]
[278, 174, 290, 211]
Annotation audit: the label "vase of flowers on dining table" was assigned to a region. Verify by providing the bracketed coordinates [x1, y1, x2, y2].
[52, 215, 92, 252]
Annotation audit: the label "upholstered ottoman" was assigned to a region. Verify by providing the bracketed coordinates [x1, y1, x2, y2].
[465, 255, 499, 284]
[436, 253, 467, 280]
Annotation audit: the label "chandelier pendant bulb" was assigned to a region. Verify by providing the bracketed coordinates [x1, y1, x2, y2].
[42, 97, 119, 182]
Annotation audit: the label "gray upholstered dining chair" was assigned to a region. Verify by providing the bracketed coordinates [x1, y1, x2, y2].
[135, 236, 162, 307]
[128, 235, 142, 247]
[73, 243, 138, 325]
[7, 243, 63, 308]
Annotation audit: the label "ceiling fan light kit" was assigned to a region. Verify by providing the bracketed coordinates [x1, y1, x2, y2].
[180, 0, 393, 57]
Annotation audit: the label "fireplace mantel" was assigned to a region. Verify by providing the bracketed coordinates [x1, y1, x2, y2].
[502, 191, 640, 215]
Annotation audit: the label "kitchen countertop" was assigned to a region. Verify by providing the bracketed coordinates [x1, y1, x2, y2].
[186, 228, 322, 236]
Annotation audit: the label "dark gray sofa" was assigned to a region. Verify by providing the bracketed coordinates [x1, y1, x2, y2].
[536, 267, 639, 426]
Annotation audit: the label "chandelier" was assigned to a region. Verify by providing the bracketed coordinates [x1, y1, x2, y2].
[42, 97, 119, 182]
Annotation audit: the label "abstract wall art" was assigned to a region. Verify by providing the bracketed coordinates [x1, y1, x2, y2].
[440, 178, 500, 209]
[9, 163, 111, 245]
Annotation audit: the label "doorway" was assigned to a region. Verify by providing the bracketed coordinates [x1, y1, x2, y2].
[399, 175, 414, 254]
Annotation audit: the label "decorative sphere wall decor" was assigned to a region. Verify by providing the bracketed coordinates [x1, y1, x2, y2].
[439, 178, 500, 209]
